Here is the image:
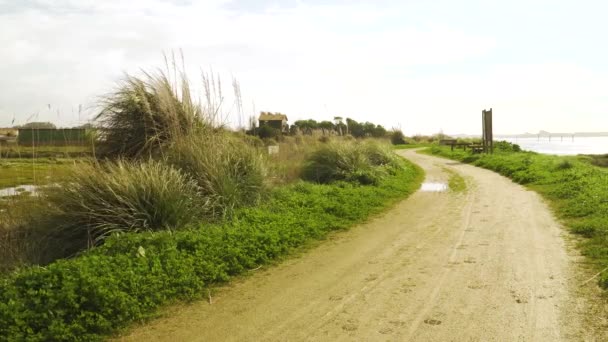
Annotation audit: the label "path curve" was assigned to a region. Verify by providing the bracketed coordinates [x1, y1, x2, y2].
[117, 150, 603, 341]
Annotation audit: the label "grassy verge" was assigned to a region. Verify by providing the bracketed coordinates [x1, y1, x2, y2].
[392, 144, 431, 150]
[0, 159, 77, 188]
[442, 167, 466, 193]
[424, 146, 608, 288]
[0, 145, 92, 159]
[582, 154, 608, 168]
[0, 158, 423, 341]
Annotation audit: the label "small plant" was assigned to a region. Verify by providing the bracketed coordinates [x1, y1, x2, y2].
[555, 160, 574, 170]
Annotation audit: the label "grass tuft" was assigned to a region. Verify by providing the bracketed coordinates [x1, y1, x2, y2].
[96, 71, 209, 158]
[302, 140, 400, 185]
[166, 133, 268, 219]
[40, 160, 204, 254]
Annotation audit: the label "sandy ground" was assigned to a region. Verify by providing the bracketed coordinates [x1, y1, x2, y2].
[116, 150, 608, 341]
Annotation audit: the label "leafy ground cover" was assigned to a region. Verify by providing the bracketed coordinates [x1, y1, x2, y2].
[0, 158, 423, 341]
[425, 145, 608, 289]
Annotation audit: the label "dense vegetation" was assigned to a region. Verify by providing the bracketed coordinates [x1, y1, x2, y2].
[303, 141, 401, 185]
[0, 60, 424, 340]
[0, 158, 422, 341]
[426, 144, 608, 288]
[251, 114, 403, 141]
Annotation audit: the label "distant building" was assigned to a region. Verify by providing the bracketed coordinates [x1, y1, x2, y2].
[0, 128, 18, 136]
[258, 112, 288, 132]
[0, 128, 18, 145]
[17, 128, 90, 146]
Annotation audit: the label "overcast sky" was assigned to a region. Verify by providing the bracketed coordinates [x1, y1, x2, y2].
[1, 0, 607, 135]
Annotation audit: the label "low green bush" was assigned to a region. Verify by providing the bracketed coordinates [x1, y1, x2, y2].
[360, 141, 401, 169]
[390, 130, 406, 145]
[0, 159, 423, 341]
[302, 141, 400, 185]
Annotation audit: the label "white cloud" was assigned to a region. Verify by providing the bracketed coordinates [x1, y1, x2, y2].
[0, 0, 606, 135]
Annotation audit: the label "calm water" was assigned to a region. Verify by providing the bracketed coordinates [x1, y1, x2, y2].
[0, 184, 39, 197]
[420, 182, 447, 192]
[501, 136, 608, 155]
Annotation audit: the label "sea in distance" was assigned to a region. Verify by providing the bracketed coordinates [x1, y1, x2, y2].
[500, 136, 608, 155]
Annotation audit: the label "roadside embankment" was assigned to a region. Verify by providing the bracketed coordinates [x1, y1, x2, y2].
[0, 154, 423, 341]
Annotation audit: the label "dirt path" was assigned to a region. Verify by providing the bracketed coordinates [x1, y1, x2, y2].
[117, 150, 606, 341]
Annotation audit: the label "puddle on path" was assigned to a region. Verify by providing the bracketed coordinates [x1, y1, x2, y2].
[420, 182, 448, 192]
[0, 185, 39, 197]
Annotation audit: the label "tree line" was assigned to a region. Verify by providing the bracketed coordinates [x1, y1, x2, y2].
[255, 115, 391, 139]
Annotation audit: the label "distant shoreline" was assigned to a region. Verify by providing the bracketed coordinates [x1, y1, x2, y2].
[451, 132, 608, 139]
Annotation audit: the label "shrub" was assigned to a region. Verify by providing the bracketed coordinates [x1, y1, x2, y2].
[96, 71, 209, 158]
[302, 141, 401, 185]
[167, 134, 268, 219]
[494, 140, 522, 153]
[257, 125, 281, 140]
[390, 130, 406, 145]
[303, 142, 369, 184]
[555, 160, 574, 170]
[42, 160, 203, 253]
[360, 140, 400, 169]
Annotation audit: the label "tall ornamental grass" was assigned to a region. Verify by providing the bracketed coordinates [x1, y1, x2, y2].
[302, 140, 402, 185]
[167, 134, 268, 219]
[44, 160, 203, 251]
[96, 71, 209, 158]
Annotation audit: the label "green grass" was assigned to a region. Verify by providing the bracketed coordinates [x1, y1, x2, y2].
[443, 167, 466, 193]
[0, 145, 92, 159]
[0, 158, 423, 341]
[392, 143, 431, 150]
[0, 159, 76, 188]
[425, 146, 608, 289]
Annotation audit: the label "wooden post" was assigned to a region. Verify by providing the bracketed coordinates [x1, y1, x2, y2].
[482, 108, 493, 154]
[482, 111, 486, 153]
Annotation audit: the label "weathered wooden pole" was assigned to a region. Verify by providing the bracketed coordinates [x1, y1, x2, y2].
[482, 108, 493, 154]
